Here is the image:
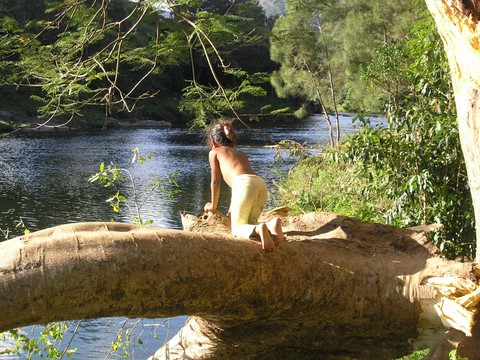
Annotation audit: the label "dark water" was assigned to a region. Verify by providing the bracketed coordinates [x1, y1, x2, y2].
[0, 114, 376, 359]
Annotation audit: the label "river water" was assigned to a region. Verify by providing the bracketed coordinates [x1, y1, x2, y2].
[0, 114, 376, 359]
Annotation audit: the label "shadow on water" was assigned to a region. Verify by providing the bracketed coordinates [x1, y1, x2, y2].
[0, 114, 378, 358]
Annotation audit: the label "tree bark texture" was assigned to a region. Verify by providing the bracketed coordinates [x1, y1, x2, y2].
[0, 213, 476, 359]
[424, 0, 480, 263]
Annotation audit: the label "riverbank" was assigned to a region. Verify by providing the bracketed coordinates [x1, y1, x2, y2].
[0, 110, 173, 134]
[0, 108, 377, 140]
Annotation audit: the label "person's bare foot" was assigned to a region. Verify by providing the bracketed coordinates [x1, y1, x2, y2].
[267, 217, 284, 246]
[255, 223, 275, 251]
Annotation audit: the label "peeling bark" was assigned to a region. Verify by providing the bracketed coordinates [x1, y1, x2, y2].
[424, 0, 480, 263]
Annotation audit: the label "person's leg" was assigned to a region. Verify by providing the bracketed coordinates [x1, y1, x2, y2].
[247, 177, 268, 224]
[245, 177, 278, 249]
[245, 178, 283, 247]
[230, 175, 258, 238]
[230, 180, 256, 239]
[230, 176, 275, 250]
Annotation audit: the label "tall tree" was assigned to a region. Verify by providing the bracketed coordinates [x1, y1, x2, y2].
[269, 0, 423, 142]
[424, 0, 480, 263]
[340, 0, 419, 111]
[270, 0, 343, 146]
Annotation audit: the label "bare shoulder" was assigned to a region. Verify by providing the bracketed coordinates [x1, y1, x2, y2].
[213, 146, 234, 156]
[209, 147, 233, 162]
[212, 146, 246, 162]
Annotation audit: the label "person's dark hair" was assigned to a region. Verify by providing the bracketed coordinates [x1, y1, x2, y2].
[206, 117, 238, 147]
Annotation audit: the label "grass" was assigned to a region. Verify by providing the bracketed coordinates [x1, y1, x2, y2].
[273, 154, 391, 223]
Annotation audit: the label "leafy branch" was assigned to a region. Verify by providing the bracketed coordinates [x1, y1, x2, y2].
[2, 0, 178, 125]
[0, 322, 79, 359]
[88, 147, 181, 226]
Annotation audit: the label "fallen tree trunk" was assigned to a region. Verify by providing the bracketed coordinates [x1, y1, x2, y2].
[0, 213, 477, 358]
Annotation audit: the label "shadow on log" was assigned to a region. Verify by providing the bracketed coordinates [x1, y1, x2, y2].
[0, 212, 477, 359]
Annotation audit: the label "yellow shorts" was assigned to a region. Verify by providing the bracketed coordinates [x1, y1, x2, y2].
[230, 174, 268, 239]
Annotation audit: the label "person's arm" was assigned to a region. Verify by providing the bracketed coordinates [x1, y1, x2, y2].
[204, 150, 221, 212]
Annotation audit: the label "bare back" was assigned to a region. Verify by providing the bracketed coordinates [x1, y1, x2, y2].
[209, 146, 255, 187]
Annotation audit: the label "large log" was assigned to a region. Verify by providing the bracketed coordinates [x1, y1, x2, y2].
[0, 212, 476, 358]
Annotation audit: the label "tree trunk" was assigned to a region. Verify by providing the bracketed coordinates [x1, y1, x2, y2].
[424, 0, 480, 263]
[0, 213, 476, 359]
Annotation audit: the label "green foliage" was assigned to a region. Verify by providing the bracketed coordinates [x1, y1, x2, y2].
[396, 349, 429, 359]
[343, 105, 475, 258]
[270, 2, 338, 107]
[270, 0, 424, 114]
[340, 0, 420, 112]
[0, 318, 180, 359]
[1, 217, 30, 241]
[340, 111, 474, 259]
[0, 322, 78, 359]
[0, 0, 290, 126]
[107, 319, 146, 359]
[274, 4, 475, 260]
[359, 41, 410, 109]
[397, 349, 468, 360]
[180, 70, 269, 128]
[174, 0, 282, 127]
[89, 148, 181, 226]
[0, 0, 181, 118]
[344, 12, 474, 259]
[448, 350, 468, 360]
[293, 104, 309, 120]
